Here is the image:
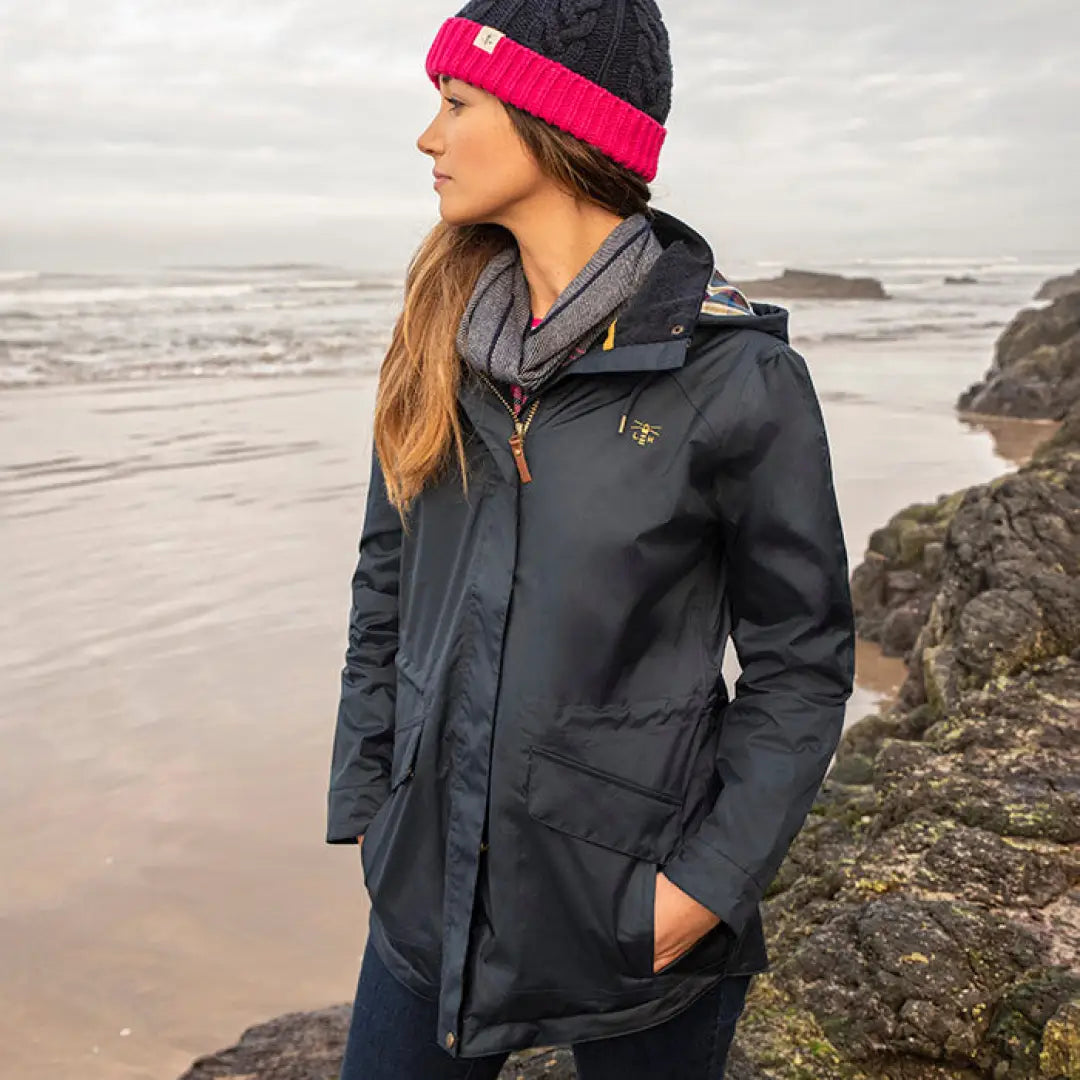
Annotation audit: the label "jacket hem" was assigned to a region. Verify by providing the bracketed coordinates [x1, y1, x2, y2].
[456, 965, 754, 1058]
[368, 903, 771, 1057]
[326, 783, 388, 844]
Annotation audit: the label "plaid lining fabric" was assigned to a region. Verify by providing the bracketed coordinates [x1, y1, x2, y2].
[701, 267, 755, 318]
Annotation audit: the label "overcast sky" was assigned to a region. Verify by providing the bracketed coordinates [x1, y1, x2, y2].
[2, 0, 1078, 272]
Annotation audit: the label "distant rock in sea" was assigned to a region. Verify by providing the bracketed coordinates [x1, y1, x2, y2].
[1036, 268, 1080, 301]
[735, 268, 889, 300]
[957, 291, 1080, 419]
[944, 274, 979, 285]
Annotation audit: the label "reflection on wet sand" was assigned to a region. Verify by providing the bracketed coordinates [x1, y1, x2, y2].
[853, 637, 910, 698]
[958, 411, 1061, 467]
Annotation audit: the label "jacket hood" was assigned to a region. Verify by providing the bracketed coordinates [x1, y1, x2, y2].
[541, 207, 790, 385]
[542, 208, 792, 435]
[459, 207, 794, 440]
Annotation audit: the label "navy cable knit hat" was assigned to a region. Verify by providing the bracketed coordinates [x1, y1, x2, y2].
[425, 0, 674, 180]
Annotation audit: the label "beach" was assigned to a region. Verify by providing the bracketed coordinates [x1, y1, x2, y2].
[0, 261, 1067, 1079]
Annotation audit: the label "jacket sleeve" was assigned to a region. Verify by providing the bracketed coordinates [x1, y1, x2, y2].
[661, 343, 856, 935]
[326, 441, 403, 844]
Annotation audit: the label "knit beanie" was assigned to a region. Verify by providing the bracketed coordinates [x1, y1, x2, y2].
[425, 0, 673, 182]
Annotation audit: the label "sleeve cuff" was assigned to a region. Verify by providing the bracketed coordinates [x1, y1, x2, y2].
[326, 783, 389, 844]
[660, 832, 762, 938]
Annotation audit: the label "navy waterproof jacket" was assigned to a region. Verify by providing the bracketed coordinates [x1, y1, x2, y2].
[326, 207, 856, 1058]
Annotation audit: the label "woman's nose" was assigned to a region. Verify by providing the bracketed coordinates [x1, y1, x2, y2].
[417, 115, 442, 158]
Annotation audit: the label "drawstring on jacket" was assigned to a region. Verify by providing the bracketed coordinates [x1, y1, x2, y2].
[618, 371, 663, 435]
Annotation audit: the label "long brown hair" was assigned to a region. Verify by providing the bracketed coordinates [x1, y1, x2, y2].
[374, 101, 655, 527]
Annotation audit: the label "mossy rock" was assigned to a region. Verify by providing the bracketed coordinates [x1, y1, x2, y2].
[1039, 996, 1080, 1078]
[985, 970, 1080, 1079]
[732, 973, 869, 1080]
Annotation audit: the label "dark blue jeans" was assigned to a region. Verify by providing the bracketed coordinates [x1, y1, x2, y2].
[339, 932, 754, 1080]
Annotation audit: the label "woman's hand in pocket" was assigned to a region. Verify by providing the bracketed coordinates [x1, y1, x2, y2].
[652, 871, 722, 973]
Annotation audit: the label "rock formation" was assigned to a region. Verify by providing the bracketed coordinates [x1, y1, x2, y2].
[1037, 270, 1080, 302]
[175, 1005, 582, 1080]
[797, 399, 1079, 1079]
[736, 269, 890, 301]
[849, 489, 964, 660]
[958, 292, 1080, 420]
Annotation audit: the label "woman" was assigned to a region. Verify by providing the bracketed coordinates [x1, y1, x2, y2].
[327, 1, 856, 1077]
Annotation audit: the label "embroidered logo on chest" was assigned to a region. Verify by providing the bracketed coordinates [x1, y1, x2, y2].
[473, 26, 505, 53]
[629, 420, 662, 446]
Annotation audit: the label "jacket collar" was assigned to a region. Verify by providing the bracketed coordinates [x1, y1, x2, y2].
[456, 208, 720, 481]
[542, 207, 717, 387]
[603, 207, 718, 349]
[458, 207, 717, 400]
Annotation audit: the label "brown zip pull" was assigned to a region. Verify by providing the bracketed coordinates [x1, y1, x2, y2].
[508, 431, 532, 483]
[477, 371, 541, 484]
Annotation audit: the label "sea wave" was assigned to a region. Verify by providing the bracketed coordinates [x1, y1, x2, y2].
[799, 320, 1009, 346]
[0, 271, 41, 284]
[0, 257, 1060, 391]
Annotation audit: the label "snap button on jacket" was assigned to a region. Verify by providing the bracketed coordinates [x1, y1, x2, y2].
[326, 208, 856, 1058]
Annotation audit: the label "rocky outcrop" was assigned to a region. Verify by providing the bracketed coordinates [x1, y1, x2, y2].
[849, 490, 965, 659]
[736, 269, 890, 301]
[957, 293, 1080, 420]
[749, 652, 1080, 1078]
[1037, 271, 1080, 302]
[177, 1006, 352, 1080]
[756, 400, 1080, 1079]
[851, 398, 1077, 665]
[894, 406, 1080, 715]
[174, 1011, 761, 1080]
[175, 1005, 581, 1080]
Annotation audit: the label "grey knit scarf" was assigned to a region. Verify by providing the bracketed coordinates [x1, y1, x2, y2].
[456, 212, 663, 393]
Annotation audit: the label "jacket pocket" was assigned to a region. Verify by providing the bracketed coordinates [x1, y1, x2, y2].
[651, 913, 738, 978]
[389, 717, 423, 790]
[525, 744, 682, 859]
[360, 724, 422, 892]
[361, 660, 426, 890]
[393, 652, 428, 735]
[386, 653, 427, 792]
[523, 744, 682, 982]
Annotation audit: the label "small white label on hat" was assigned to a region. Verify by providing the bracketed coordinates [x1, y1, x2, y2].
[473, 26, 504, 53]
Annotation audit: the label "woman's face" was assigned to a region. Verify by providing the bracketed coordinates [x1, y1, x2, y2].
[416, 75, 546, 227]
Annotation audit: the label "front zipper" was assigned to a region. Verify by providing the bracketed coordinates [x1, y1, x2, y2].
[477, 370, 541, 484]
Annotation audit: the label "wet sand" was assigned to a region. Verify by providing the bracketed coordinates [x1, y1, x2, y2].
[0, 364, 1057, 1080]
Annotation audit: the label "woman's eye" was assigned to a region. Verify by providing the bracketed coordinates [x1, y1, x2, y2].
[444, 97, 463, 113]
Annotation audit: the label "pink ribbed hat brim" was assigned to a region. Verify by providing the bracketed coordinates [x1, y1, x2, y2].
[425, 17, 666, 183]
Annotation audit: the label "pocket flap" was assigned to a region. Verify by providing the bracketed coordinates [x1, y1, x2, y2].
[525, 745, 682, 862]
[390, 719, 423, 790]
[390, 653, 426, 790]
